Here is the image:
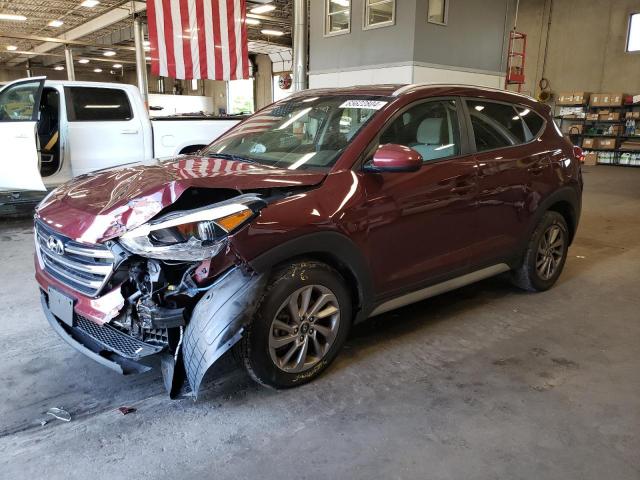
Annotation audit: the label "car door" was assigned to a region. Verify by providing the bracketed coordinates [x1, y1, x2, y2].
[64, 86, 145, 176]
[360, 98, 478, 297]
[464, 99, 548, 263]
[0, 77, 47, 191]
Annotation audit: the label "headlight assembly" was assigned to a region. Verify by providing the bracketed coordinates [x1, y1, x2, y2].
[119, 196, 262, 261]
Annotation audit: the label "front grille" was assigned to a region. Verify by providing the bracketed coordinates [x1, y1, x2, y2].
[35, 220, 115, 296]
[76, 315, 163, 359]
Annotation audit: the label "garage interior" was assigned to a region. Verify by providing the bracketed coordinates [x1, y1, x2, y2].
[1, 1, 639, 479]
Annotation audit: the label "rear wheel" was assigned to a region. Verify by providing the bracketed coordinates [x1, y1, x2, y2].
[237, 261, 352, 388]
[512, 211, 569, 292]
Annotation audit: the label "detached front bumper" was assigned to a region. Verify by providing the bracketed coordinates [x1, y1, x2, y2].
[41, 291, 160, 375]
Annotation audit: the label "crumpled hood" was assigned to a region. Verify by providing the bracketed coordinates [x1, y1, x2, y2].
[36, 156, 326, 244]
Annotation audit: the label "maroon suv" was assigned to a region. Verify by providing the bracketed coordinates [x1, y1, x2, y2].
[35, 84, 582, 397]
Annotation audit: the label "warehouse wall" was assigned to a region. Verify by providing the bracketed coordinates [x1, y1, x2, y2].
[309, 0, 515, 88]
[517, 0, 640, 97]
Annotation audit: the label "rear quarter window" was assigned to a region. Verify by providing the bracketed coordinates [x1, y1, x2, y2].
[518, 107, 545, 138]
[65, 87, 133, 122]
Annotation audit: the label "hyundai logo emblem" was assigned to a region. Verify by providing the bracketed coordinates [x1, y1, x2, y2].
[46, 236, 65, 255]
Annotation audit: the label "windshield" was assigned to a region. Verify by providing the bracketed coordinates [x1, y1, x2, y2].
[203, 95, 389, 170]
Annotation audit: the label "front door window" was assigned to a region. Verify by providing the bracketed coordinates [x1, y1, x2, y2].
[378, 100, 461, 162]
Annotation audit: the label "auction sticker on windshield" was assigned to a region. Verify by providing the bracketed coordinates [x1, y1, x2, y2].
[339, 100, 388, 110]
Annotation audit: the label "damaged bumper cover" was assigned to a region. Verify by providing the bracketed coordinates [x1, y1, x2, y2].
[42, 266, 268, 399]
[41, 292, 155, 375]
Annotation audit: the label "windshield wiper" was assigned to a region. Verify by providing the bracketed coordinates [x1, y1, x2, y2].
[206, 152, 260, 164]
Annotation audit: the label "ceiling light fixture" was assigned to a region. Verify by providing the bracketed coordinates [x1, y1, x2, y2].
[103, 50, 116, 57]
[78, 58, 90, 64]
[0, 13, 27, 21]
[6, 45, 18, 51]
[54, 65, 64, 71]
[112, 63, 122, 68]
[261, 28, 284, 36]
[48, 19, 64, 27]
[93, 68, 102, 73]
[80, 0, 100, 7]
[143, 40, 150, 46]
[245, 18, 260, 25]
[250, 4, 275, 14]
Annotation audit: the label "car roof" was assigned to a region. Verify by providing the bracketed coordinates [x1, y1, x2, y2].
[289, 83, 539, 105]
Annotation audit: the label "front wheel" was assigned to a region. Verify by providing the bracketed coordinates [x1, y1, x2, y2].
[237, 261, 352, 389]
[512, 211, 569, 292]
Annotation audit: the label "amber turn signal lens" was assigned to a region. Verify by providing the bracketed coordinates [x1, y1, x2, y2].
[216, 209, 253, 232]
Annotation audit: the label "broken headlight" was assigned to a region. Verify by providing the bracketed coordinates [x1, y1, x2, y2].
[119, 200, 258, 261]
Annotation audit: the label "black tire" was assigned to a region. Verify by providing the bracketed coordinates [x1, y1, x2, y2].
[237, 261, 352, 389]
[512, 211, 569, 292]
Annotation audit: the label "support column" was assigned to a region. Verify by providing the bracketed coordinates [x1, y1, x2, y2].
[134, 16, 149, 108]
[64, 46, 76, 81]
[292, 0, 308, 92]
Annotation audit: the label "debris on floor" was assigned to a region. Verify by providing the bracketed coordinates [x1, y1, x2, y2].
[117, 406, 137, 415]
[46, 407, 71, 422]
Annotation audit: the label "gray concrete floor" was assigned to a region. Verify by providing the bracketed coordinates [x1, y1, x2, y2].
[1, 166, 639, 480]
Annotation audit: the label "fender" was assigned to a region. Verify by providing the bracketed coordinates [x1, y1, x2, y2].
[515, 185, 581, 263]
[180, 267, 268, 398]
[248, 231, 376, 324]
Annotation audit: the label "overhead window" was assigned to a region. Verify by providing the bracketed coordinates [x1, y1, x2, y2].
[325, 0, 351, 36]
[427, 0, 448, 25]
[627, 13, 640, 52]
[364, 0, 395, 29]
[65, 87, 132, 122]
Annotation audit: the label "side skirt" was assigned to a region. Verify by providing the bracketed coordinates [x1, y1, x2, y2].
[368, 263, 510, 317]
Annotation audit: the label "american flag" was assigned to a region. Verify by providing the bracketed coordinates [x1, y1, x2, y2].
[147, 0, 249, 81]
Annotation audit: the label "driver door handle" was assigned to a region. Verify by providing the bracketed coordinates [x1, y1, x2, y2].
[14, 133, 29, 139]
[121, 129, 139, 135]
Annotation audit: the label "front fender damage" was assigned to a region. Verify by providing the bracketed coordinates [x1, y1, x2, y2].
[172, 267, 267, 398]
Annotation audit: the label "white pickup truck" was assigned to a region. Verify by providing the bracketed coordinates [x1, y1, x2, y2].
[0, 77, 242, 210]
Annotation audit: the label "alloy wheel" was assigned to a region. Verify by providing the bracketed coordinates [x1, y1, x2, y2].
[536, 224, 565, 280]
[268, 285, 341, 373]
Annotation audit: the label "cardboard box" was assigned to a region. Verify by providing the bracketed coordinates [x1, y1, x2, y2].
[557, 91, 589, 105]
[586, 113, 599, 121]
[590, 93, 607, 107]
[583, 152, 598, 165]
[572, 92, 590, 104]
[595, 138, 616, 149]
[557, 92, 575, 105]
[582, 137, 595, 149]
[599, 112, 620, 121]
[608, 93, 624, 105]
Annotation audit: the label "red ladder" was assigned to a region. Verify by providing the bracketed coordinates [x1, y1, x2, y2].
[505, 30, 527, 92]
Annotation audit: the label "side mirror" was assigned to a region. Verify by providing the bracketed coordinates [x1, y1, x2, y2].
[365, 144, 422, 173]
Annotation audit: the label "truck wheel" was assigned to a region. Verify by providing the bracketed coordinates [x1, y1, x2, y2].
[512, 211, 569, 292]
[237, 261, 352, 389]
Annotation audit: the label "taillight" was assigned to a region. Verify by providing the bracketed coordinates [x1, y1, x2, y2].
[573, 146, 585, 163]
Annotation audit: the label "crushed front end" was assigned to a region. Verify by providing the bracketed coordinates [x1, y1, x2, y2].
[35, 194, 268, 398]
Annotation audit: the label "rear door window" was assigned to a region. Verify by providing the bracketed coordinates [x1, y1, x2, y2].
[65, 87, 133, 122]
[467, 100, 525, 152]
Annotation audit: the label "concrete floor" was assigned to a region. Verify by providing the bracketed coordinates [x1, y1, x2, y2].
[0, 165, 638, 480]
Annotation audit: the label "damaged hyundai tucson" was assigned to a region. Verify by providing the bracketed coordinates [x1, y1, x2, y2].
[35, 84, 582, 398]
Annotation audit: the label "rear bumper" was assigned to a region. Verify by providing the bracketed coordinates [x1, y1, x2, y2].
[41, 291, 158, 375]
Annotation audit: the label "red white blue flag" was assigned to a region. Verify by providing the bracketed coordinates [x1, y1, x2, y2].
[147, 0, 249, 81]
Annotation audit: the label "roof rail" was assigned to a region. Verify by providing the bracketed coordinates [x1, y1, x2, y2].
[391, 83, 537, 101]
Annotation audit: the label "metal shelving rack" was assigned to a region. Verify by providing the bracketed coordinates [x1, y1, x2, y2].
[553, 100, 640, 167]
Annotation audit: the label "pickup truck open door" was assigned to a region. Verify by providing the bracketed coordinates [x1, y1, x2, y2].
[0, 77, 47, 191]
